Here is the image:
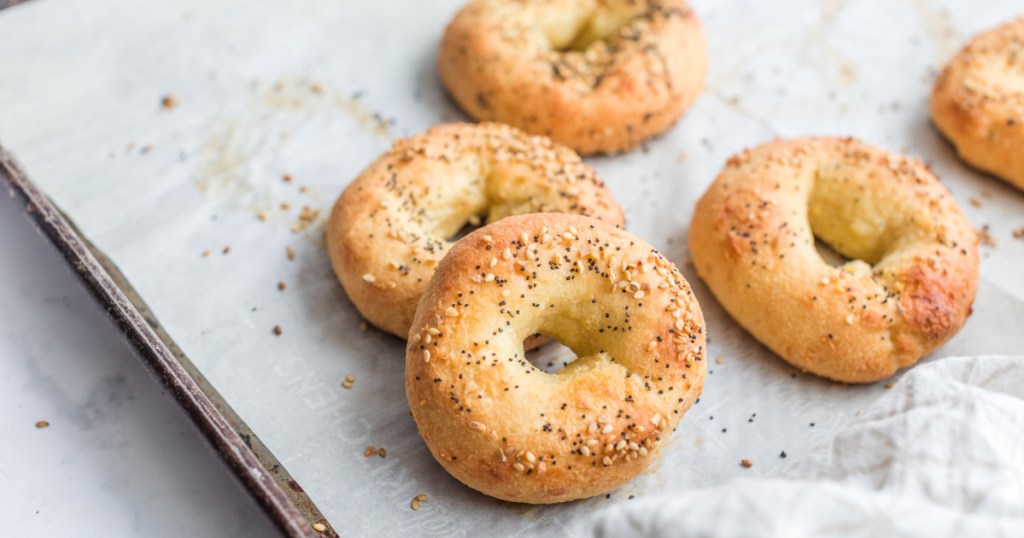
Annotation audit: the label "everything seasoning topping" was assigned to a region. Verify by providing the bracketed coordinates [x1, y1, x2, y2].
[410, 216, 704, 478]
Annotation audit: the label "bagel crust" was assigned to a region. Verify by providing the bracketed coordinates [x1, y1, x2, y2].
[439, 0, 707, 155]
[327, 123, 624, 339]
[931, 18, 1024, 190]
[689, 138, 979, 384]
[406, 214, 705, 503]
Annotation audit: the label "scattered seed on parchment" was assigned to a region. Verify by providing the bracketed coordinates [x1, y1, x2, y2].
[969, 198, 984, 208]
[342, 374, 355, 389]
[410, 494, 428, 510]
[35, 420, 50, 429]
[311, 82, 325, 94]
[273, 325, 283, 336]
[359, 321, 369, 332]
[286, 246, 296, 260]
[222, 246, 231, 255]
[283, 174, 293, 183]
[311, 522, 327, 533]
[885, 382, 895, 389]
[378, 447, 387, 458]
[1013, 227, 1024, 240]
[201, 249, 211, 258]
[292, 206, 321, 233]
[740, 459, 753, 468]
[161, 94, 179, 110]
[299, 185, 310, 194]
[715, 356, 725, 365]
[978, 226, 997, 247]
[278, 281, 286, 291]
[140, 145, 153, 154]
[258, 210, 268, 222]
[364, 445, 378, 457]
[281, 201, 292, 210]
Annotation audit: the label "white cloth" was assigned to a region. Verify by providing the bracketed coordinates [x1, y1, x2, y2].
[592, 356, 1024, 538]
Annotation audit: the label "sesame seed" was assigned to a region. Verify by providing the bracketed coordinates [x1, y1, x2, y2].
[312, 522, 327, 533]
[580, 446, 591, 456]
[649, 413, 662, 426]
[513, 463, 526, 472]
[634, 290, 645, 299]
[482, 235, 493, 243]
[423, 350, 431, 363]
[445, 307, 459, 317]
[160, 95, 179, 109]
[502, 248, 512, 260]
[362, 273, 376, 284]
[845, 314, 855, 325]
[35, 420, 49, 429]
[428, 328, 441, 336]
[602, 424, 613, 434]
[502, 289, 511, 298]
[485, 273, 495, 282]
[525, 451, 536, 463]
[469, 421, 485, 431]
[489, 258, 498, 268]
[740, 459, 753, 468]
[412, 333, 422, 344]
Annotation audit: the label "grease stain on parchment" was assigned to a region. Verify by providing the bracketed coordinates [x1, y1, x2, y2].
[911, 0, 961, 63]
[801, 0, 859, 89]
[196, 77, 391, 240]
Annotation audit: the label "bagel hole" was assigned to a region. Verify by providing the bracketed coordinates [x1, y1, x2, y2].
[813, 238, 850, 268]
[539, 4, 639, 52]
[447, 213, 488, 242]
[525, 335, 580, 374]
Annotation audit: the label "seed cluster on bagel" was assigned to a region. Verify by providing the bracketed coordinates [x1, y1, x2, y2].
[688, 137, 979, 383]
[326, 123, 624, 339]
[931, 17, 1024, 191]
[405, 213, 705, 503]
[439, 0, 707, 155]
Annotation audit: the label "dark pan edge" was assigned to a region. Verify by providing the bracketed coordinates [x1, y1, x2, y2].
[0, 146, 337, 538]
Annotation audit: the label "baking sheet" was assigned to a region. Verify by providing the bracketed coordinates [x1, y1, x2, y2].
[1, 0, 1022, 535]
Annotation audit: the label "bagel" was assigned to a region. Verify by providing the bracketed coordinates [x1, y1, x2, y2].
[326, 123, 624, 339]
[931, 17, 1024, 190]
[406, 213, 705, 503]
[688, 137, 979, 384]
[438, 0, 707, 155]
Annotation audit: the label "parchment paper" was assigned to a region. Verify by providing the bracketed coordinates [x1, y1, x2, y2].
[1, 0, 1022, 535]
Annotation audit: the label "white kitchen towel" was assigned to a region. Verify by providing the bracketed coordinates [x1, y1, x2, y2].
[592, 356, 1024, 538]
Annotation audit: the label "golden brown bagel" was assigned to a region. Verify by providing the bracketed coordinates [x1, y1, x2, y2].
[406, 213, 705, 503]
[326, 123, 624, 339]
[689, 137, 979, 384]
[931, 17, 1024, 190]
[438, 0, 707, 155]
